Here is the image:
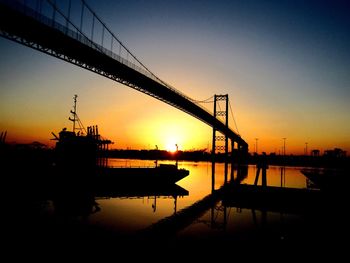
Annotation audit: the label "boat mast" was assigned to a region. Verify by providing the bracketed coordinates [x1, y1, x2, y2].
[69, 94, 78, 133]
[73, 95, 77, 132]
[68, 95, 87, 135]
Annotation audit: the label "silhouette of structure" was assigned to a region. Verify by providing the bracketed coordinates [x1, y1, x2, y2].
[0, 130, 7, 144]
[254, 153, 268, 187]
[51, 95, 189, 185]
[0, 0, 248, 158]
[311, 149, 320, 157]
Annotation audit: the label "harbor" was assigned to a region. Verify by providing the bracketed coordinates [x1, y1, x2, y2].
[1, 0, 349, 258]
[3, 159, 349, 254]
[2, 96, 348, 253]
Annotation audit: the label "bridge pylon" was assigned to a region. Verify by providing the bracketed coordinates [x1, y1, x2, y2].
[212, 94, 229, 191]
[211, 94, 229, 158]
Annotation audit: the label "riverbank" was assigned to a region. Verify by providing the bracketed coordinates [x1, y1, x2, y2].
[1, 143, 348, 169]
[103, 148, 349, 168]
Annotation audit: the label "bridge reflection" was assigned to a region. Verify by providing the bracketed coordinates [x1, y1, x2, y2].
[139, 160, 347, 244]
[139, 162, 248, 238]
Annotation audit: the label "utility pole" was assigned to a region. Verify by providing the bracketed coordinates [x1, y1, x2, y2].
[282, 138, 286, 156]
[255, 138, 258, 154]
[175, 144, 178, 168]
[305, 142, 308, 156]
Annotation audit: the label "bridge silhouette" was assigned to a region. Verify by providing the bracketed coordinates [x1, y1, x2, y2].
[0, 0, 248, 154]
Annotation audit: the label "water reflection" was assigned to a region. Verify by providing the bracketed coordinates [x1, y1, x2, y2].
[183, 204, 290, 241]
[7, 158, 343, 251]
[50, 172, 189, 218]
[140, 160, 345, 247]
[53, 188, 101, 217]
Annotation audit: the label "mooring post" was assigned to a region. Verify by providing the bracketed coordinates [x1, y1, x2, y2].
[254, 164, 260, 186]
[255, 153, 268, 186]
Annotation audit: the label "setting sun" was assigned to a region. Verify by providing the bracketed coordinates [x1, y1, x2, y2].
[165, 141, 178, 153]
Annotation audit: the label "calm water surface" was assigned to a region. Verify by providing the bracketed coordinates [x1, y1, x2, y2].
[79, 159, 309, 238]
[9, 158, 346, 254]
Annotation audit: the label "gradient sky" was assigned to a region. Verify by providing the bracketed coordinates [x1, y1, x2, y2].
[1, 0, 349, 154]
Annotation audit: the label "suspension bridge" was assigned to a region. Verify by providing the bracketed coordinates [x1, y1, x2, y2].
[0, 0, 248, 156]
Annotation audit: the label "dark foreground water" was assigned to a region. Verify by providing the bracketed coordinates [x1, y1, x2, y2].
[4, 159, 348, 258]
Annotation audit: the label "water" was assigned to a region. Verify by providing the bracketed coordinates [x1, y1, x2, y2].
[59, 159, 309, 238]
[5, 158, 347, 256]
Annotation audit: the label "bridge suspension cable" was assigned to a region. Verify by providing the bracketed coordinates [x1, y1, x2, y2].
[71, 0, 160, 87]
[228, 99, 240, 135]
[45, 0, 196, 103]
[191, 95, 240, 135]
[45, 0, 151, 74]
[190, 95, 214, 104]
[4, 0, 216, 112]
[0, 0, 220, 117]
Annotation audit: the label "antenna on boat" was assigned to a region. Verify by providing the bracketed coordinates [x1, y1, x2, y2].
[68, 94, 86, 135]
[70, 95, 77, 132]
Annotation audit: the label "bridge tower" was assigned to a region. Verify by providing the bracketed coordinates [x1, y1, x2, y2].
[212, 94, 229, 158]
[212, 94, 229, 191]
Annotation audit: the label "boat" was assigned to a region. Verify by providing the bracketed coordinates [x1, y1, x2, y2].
[51, 95, 112, 169]
[94, 181, 189, 198]
[97, 163, 189, 186]
[301, 167, 348, 191]
[52, 95, 190, 185]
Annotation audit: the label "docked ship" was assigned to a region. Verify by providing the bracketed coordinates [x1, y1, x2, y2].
[51, 95, 112, 169]
[301, 167, 347, 191]
[52, 95, 189, 186]
[97, 163, 189, 186]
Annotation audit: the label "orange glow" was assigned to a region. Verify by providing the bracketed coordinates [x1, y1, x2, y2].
[0, 42, 349, 155]
[1, 1, 350, 157]
[165, 140, 178, 153]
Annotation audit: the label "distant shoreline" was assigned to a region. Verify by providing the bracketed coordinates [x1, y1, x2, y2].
[1, 143, 348, 169]
[102, 149, 348, 169]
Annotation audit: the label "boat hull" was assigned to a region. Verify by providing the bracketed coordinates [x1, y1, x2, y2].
[301, 168, 349, 191]
[96, 164, 189, 186]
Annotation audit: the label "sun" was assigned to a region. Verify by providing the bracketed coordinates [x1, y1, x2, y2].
[165, 141, 178, 153]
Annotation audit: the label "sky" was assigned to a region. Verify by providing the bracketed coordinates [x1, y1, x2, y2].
[0, 0, 349, 155]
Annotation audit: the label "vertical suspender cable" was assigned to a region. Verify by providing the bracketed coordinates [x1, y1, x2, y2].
[52, 0, 56, 26]
[101, 26, 104, 47]
[80, 1, 84, 32]
[91, 14, 95, 40]
[66, 0, 71, 33]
